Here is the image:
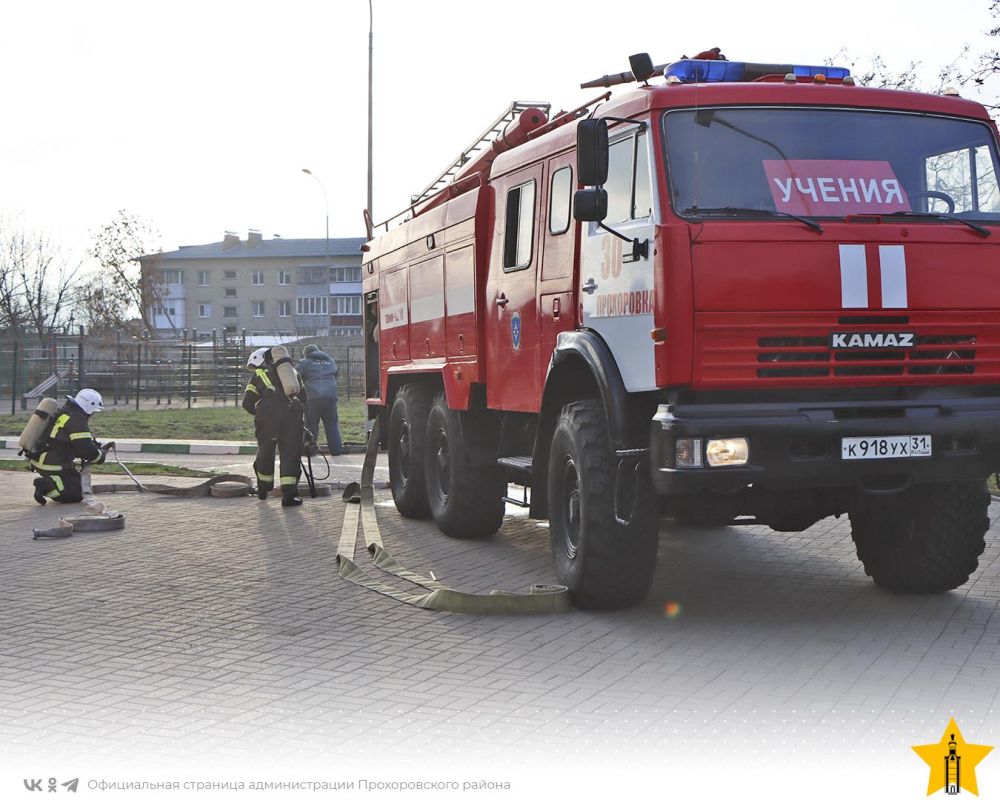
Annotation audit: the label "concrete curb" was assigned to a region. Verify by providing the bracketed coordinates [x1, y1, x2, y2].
[0, 439, 366, 456]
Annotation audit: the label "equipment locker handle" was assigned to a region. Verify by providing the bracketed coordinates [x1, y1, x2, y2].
[582, 278, 598, 294]
[496, 293, 509, 307]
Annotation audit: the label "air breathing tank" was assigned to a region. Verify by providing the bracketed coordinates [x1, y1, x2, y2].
[18, 397, 59, 455]
[270, 346, 300, 398]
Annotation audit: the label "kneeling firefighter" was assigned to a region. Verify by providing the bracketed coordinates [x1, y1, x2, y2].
[242, 346, 306, 507]
[24, 388, 111, 505]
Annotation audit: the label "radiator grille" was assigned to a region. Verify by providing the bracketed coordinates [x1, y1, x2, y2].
[755, 333, 976, 379]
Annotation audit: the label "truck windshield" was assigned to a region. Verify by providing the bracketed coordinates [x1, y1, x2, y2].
[663, 108, 1000, 224]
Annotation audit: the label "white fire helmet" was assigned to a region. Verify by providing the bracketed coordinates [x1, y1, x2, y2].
[246, 347, 269, 371]
[72, 388, 105, 415]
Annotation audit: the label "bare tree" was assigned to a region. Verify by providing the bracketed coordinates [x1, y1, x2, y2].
[87, 210, 164, 330]
[830, 3, 999, 111]
[0, 217, 80, 344]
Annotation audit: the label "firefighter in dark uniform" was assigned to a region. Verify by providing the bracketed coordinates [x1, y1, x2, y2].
[31, 388, 110, 505]
[242, 347, 306, 507]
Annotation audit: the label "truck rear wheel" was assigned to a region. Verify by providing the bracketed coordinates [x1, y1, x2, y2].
[388, 383, 433, 519]
[424, 393, 504, 539]
[547, 399, 658, 609]
[849, 481, 989, 593]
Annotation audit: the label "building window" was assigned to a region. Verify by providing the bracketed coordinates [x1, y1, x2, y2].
[330, 266, 362, 282]
[199, 303, 211, 318]
[198, 270, 211, 286]
[224, 306, 237, 318]
[331, 295, 362, 315]
[278, 270, 291, 286]
[161, 269, 183, 285]
[503, 180, 536, 271]
[225, 287, 237, 297]
[278, 300, 291, 317]
[153, 303, 177, 316]
[251, 270, 264, 286]
[298, 267, 327, 284]
[296, 296, 328, 315]
[549, 166, 573, 235]
[224, 270, 237, 279]
[252, 301, 265, 317]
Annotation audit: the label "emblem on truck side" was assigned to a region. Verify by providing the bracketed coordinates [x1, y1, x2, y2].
[511, 311, 522, 351]
[830, 332, 915, 348]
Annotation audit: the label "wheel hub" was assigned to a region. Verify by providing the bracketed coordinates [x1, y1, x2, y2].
[398, 422, 410, 481]
[562, 458, 581, 559]
[435, 432, 451, 497]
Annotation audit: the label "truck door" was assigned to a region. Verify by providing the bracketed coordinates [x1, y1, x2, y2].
[579, 126, 657, 391]
[539, 153, 578, 389]
[486, 164, 544, 411]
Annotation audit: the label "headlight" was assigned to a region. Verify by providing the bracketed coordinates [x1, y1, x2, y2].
[706, 438, 749, 467]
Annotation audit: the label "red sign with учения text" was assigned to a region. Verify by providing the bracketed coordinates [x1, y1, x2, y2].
[763, 160, 911, 215]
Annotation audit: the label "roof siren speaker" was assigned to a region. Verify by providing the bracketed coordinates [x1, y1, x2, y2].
[629, 53, 656, 84]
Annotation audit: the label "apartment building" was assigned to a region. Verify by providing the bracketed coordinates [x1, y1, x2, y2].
[139, 231, 366, 337]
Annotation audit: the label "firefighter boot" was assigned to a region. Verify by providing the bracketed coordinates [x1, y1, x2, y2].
[33, 477, 47, 506]
[282, 495, 303, 507]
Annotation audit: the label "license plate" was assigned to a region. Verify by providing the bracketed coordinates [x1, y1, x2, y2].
[841, 435, 932, 460]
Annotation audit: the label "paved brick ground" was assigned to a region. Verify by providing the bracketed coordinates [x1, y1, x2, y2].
[1, 467, 999, 785]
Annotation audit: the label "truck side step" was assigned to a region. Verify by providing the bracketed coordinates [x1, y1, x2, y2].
[498, 455, 533, 473]
[498, 456, 533, 508]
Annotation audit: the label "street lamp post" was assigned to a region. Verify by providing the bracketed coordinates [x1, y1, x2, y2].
[367, 0, 374, 220]
[301, 168, 330, 266]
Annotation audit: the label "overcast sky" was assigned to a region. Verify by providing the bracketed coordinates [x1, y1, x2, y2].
[1, 0, 995, 258]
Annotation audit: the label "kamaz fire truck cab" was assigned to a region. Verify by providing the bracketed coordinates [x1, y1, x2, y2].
[363, 53, 1000, 609]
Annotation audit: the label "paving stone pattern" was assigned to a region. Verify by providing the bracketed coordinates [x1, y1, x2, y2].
[1, 469, 999, 776]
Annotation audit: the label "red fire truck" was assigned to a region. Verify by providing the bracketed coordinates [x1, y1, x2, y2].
[361, 52, 1000, 609]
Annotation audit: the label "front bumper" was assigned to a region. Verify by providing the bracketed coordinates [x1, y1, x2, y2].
[649, 393, 1000, 494]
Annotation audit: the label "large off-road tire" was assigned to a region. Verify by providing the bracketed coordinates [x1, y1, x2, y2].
[547, 399, 658, 609]
[424, 392, 505, 539]
[849, 481, 989, 593]
[388, 383, 433, 518]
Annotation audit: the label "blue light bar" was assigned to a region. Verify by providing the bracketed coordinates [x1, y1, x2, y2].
[791, 64, 851, 80]
[665, 60, 747, 83]
[664, 59, 851, 83]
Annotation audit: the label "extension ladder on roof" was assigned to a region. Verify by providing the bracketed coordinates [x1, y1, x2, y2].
[410, 100, 552, 205]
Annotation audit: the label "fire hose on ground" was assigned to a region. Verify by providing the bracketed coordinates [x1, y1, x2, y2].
[334, 418, 571, 615]
[32, 443, 254, 539]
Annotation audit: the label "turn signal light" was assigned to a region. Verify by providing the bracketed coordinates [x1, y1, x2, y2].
[675, 438, 703, 468]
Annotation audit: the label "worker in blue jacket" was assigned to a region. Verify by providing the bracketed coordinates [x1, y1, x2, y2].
[296, 344, 343, 456]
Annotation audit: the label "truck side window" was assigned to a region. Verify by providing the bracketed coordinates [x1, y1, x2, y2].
[634, 131, 652, 219]
[605, 138, 633, 224]
[549, 167, 573, 235]
[605, 130, 652, 224]
[503, 180, 536, 271]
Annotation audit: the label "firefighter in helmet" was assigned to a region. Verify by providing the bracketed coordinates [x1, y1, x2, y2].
[30, 388, 111, 505]
[242, 347, 306, 507]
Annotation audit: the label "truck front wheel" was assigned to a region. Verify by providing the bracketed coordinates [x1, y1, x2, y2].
[424, 392, 504, 539]
[849, 481, 989, 593]
[388, 383, 433, 519]
[547, 399, 658, 609]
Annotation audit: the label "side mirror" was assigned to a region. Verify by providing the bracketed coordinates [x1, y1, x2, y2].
[574, 188, 608, 222]
[577, 119, 609, 186]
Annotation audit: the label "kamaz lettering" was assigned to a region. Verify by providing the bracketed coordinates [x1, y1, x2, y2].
[831, 332, 916, 348]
